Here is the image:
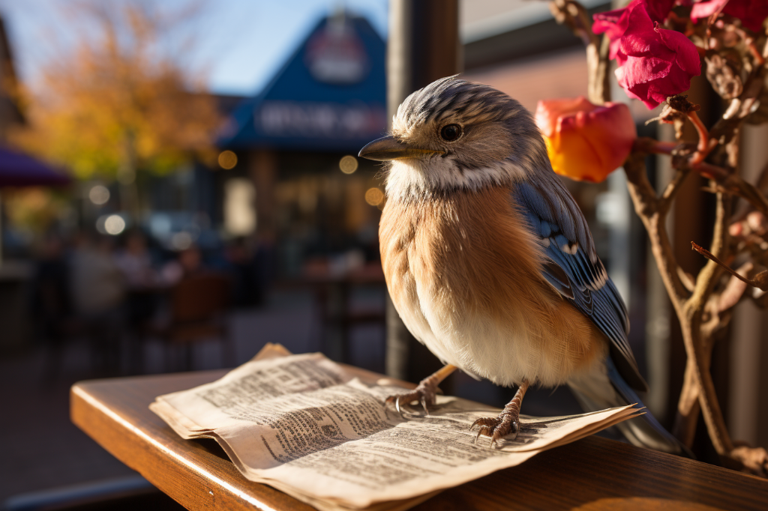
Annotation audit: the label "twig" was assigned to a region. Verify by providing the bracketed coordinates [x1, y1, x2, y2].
[634, 137, 768, 217]
[692, 162, 768, 217]
[549, 0, 610, 104]
[709, 42, 767, 143]
[634, 137, 677, 155]
[681, 193, 734, 455]
[624, 155, 690, 302]
[731, 25, 766, 66]
[692, 242, 768, 290]
[717, 265, 752, 312]
[688, 111, 711, 164]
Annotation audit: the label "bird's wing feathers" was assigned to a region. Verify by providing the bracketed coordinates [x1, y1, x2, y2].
[512, 174, 647, 392]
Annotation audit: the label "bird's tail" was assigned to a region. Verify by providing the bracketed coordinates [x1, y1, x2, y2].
[567, 357, 692, 457]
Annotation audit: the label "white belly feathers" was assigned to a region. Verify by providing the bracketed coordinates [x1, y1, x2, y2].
[379, 186, 605, 389]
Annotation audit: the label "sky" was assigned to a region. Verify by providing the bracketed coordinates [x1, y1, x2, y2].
[0, 0, 389, 97]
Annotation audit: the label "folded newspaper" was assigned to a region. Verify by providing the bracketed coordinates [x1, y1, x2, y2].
[150, 344, 643, 511]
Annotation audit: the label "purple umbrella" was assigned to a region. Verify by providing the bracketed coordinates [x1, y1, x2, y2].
[0, 146, 70, 187]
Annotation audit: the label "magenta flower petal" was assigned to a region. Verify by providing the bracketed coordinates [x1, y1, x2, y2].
[593, 6, 628, 36]
[605, 2, 700, 109]
[658, 28, 702, 76]
[691, 0, 768, 33]
[690, 0, 728, 20]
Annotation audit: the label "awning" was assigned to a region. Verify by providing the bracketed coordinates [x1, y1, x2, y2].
[219, 13, 387, 153]
[0, 146, 70, 187]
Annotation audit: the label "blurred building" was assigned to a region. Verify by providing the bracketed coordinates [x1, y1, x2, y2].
[216, 11, 387, 277]
[0, 16, 24, 140]
[0, 14, 29, 353]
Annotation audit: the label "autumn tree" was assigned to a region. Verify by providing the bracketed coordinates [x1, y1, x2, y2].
[12, 0, 221, 217]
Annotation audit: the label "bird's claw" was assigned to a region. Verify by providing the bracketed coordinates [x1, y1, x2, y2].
[395, 395, 427, 416]
[385, 377, 440, 417]
[470, 414, 520, 448]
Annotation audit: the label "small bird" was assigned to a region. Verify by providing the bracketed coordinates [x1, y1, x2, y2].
[359, 76, 683, 453]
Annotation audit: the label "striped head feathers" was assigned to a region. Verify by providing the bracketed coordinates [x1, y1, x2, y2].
[359, 76, 551, 202]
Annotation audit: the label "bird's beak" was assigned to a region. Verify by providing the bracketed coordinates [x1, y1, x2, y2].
[358, 136, 443, 161]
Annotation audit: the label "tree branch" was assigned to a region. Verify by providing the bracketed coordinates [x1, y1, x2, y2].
[677, 194, 735, 455]
[624, 154, 690, 303]
[549, 0, 610, 104]
[692, 242, 768, 291]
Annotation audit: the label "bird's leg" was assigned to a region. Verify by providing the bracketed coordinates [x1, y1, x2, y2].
[471, 379, 530, 448]
[385, 364, 456, 415]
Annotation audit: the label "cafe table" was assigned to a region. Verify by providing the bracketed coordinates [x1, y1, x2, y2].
[71, 365, 768, 510]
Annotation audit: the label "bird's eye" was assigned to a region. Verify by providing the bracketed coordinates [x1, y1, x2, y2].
[440, 124, 462, 142]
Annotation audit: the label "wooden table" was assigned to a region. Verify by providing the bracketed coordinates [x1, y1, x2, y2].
[281, 264, 387, 363]
[71, 369, 768, 511]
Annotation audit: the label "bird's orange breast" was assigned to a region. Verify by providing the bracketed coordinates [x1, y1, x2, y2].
[379, 185, 605, 387]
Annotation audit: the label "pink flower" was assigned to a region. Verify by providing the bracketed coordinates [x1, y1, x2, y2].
[535, 97, 637, 183]
[594, 0, 677, 65]
[615, 6, 701, 109]
[594, 2, 701, 109]
[691, 0, 768, 33]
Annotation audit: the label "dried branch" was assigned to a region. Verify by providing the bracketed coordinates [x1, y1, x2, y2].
[692, 242, 768, 291]
[624, 154, 690, 303]
[678, 193, 735, 455]
[554, 0, 768, 473]
[717, 263, 754, 312]
[731, 445, 768, 476]
[549, 0, 610, 104]
[688, 111, 711, 164]
[636, 134, 768, 217]
[708, 47, 767, 144]
[693, 162, 768, 217]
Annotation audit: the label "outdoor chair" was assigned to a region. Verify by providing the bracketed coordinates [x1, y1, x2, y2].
[146, 272, 234, 371]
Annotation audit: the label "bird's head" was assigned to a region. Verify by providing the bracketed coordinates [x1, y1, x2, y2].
[359, 76, 550, 201]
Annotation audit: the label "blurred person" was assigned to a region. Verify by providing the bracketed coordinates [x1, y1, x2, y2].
[115, 231, 160, 330]
[30, 234, 72, 345]
[221, 237, 263, 307]
[253, 231, 277, 306]
[114, 230, 155, 288]
[161, 245, 204, 285]
[70, 234, 125, 315]
[69, 233, 126, 372]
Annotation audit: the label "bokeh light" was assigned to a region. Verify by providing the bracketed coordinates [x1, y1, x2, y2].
[88, 185, 110, 205]
[97, 214, 126, 236]
[218, 150, 238, 170]
[104, 214, 126, 235]
[339, 155, 358, 174]
[172, 232, 193, 250]
[364, 187, 384, 206]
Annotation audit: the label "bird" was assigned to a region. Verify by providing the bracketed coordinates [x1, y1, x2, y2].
[358, 75, 685, 454]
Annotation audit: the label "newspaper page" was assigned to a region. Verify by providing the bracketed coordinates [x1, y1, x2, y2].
[151, 344, 642, 510]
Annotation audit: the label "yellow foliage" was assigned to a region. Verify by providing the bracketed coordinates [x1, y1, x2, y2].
[3, 188, 70, 233]
[11, 0, 221, 180]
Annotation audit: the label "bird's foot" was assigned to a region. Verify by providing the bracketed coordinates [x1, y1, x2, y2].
[385, 372, 443, 416]
[470, 410, 520, 448]
[470, 379, 529, 448]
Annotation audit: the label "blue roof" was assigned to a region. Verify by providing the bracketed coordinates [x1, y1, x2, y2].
[219, 14, 387, 152]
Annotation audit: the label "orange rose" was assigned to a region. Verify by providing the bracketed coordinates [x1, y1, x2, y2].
[535, 97, 636, 183]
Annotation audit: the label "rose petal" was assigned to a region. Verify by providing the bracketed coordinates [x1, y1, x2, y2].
[537, 99, 637, 182]
[690, 0, 728, 20]
[691, 0, 768, 33]
[657, 27, 702, 76]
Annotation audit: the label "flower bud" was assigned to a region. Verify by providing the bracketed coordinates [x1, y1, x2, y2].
[535, 97, 637, 183]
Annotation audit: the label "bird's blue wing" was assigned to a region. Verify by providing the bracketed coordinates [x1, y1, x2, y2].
[512, 173, 647, 391]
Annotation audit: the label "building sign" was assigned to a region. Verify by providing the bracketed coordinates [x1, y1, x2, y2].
[219, 14, 386, 152]
[305, 16, 368, 84]
[258, 101, 386, 139]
